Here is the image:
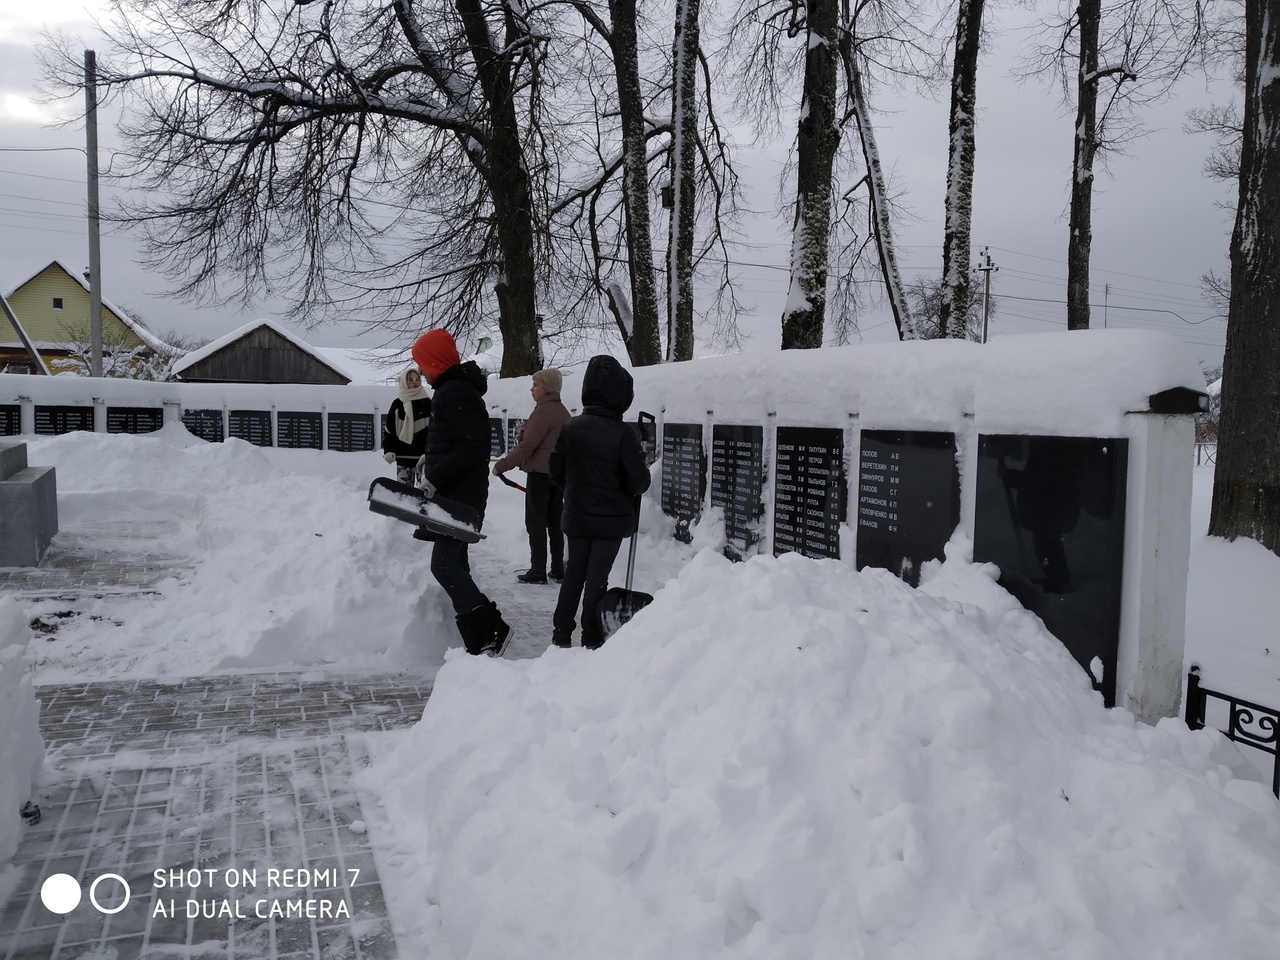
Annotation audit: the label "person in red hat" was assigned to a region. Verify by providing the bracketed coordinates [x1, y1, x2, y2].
[411, 329, 512, 656]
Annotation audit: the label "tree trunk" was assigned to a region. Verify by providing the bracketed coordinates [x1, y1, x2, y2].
[842, 35, 917, 340]
[667, 0, 700, 362]
[457, 0, 541, 376]
[1209, 0, 1280, 555]
[781, 0, 840, 351]
[610, 0, 663, 366]
[940, 0, 985, 340]
[1066, 0, 1101, 332]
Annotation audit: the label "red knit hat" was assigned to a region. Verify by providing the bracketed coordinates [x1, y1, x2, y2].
[412, 329, 460, 381]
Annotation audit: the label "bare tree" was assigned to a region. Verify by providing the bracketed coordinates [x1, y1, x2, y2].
[1022, 0, 1220, 330]
[939, 0, 986, 339]
[1209, 0, 1280, 554]
[546, 0, 742, 364]
[43, 0, 553, 376]
[837, 11, 921, 341]
[667, 0, 702, 361]
[54, 321, 196, 380]
[781, 0, 841, 350]
[905, 273, 989, 339]
[725, 0, 935, 347]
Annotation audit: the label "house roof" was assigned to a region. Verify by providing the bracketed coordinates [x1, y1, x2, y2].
[170, 317, 353, 380]
[4, 260, 182, 357]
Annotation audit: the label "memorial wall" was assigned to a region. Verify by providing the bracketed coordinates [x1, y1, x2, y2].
[1, 331, 1206, 721]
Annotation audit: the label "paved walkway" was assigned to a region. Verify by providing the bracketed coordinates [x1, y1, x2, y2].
[1, 511, 561, 960]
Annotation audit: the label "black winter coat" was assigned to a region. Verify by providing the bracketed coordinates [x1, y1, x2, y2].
[422, 361, 491, 515]
[381, 396, 432, 461]
[549, 355, 651, 539]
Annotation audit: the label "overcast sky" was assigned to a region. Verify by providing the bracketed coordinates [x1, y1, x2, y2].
[0, 1, 1235, 370]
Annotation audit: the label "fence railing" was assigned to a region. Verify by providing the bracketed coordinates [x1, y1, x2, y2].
[1185, 665, 1280, 797]
[1195, 442, 1217, 466]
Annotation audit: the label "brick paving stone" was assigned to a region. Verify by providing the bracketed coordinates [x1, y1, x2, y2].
[1, 673, 432, 960]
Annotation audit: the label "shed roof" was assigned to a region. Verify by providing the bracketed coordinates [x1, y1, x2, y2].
[171, 318, 352, 382]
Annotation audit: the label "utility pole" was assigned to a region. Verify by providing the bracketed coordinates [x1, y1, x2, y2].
[85, 49, 103, 377]
[977, 247, 997, 343]
[1103, 283, 1109, 328]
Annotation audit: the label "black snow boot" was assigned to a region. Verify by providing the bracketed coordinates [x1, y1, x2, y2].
[455, 605, 491, 656]
[480, 599, 513, 656]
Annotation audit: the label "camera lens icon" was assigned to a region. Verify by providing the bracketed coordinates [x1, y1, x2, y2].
[40, 873, 131, 915]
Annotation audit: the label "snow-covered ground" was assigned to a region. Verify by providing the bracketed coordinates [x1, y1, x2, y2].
[1, 410, 1278, 957]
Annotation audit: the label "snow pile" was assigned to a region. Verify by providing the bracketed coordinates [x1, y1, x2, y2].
[24, 425, 453, 678]
[366, 545, 1280, 959]
[1184, 533, 1280, 706]
[0, 598, 45, 864]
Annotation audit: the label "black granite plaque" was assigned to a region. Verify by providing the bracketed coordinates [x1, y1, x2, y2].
[974, 434, 1128, 706]
[278, 411, 322, 449]
[228, 409, 273, 447]
[480, 417, 499, 458]
[505, 418, 524, 456]
[0, 405, 19, 436]
[182, 409, 225, 443]
[711, 424, 765, 559]
[637, 411, 658, 465]
[661, 423, 705, 543]
[106, 406, 164, 435]
[327, 413, 374, 452]
[772, 426, 845, 560]
[855, 430, 960, 586]
[34, 405, 93, 436]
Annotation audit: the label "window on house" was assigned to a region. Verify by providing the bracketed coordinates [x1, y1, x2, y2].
[52, 297, 64, 310]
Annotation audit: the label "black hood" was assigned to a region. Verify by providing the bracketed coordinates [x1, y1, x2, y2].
[435, 359, 489, 397]
[581, 355, 633, 415]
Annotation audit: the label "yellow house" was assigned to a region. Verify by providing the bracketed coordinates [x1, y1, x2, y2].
[1, 260, 179, 375]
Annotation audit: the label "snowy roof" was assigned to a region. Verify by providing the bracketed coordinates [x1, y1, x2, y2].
[312, 346, 407, 386]
[170, 318, 352, 380]
[5, 260, 183, 358]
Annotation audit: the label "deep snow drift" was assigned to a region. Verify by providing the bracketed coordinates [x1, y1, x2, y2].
[362, 543, 1280, 959]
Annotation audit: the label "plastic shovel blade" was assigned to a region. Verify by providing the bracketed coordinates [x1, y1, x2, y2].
[596, 587, 655, 642]
[367, 477, 486, 542]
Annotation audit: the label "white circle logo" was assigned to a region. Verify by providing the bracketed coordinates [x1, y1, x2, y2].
[40, 874, 82, 914]
[89, 874, 131, 914]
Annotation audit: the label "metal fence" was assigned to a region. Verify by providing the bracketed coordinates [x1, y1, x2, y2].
[1185, 666, 1280, 797]
[1195, 443, 1217, 466]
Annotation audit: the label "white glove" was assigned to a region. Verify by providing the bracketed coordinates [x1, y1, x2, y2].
[383, 451, 396, 464]
[414, 456, 435, 498]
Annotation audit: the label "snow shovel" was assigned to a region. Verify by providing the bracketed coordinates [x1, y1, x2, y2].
[497, 473, 526, 493]
[367, 477, 485, 543]
[595, 497, 653, 642]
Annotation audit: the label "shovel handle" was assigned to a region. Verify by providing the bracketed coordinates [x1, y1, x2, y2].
[498, 473, 526, 493]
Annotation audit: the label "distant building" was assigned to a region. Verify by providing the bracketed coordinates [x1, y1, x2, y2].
[1, 260, 179, 374]
[171, 319, 352, 384]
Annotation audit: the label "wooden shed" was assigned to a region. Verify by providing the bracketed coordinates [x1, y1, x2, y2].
[172, 319, 352, 384]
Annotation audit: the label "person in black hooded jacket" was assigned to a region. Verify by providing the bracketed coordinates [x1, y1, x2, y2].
[411, 329, 512, 656]
[548, 354, 651, 648]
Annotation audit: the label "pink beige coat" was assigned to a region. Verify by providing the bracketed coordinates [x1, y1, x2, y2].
[494, 392, 570, 474]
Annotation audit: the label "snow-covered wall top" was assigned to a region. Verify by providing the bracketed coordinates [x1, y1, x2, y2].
[481, 329, 1205, 439]
[2, 329, 1203, 441]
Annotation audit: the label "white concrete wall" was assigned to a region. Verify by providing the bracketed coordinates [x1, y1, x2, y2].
[1118, 414, 1195, 723]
